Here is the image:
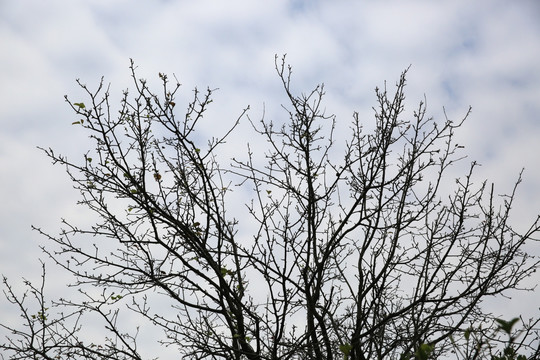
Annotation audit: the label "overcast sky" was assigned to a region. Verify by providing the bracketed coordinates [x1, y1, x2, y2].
[1, 1, 539, 357]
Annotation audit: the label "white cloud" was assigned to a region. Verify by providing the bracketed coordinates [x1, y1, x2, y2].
[1, 0, 539, 357]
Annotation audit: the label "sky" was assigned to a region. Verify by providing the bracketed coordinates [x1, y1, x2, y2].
[1, 0, 540, 357]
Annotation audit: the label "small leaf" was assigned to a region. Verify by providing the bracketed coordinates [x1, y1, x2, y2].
[73, 102, 86, 109]
[130, 189, 138, 194]
[72, 121, 81, 125]
[340, 343, 352, 360]
[220, 267, 233, 277]
[495, 317, 520, 335]
[464, 327, 471, 341]
[340, 343, 352, 355]
[415, 343, 434, 360]
[153, 172, 162, 181]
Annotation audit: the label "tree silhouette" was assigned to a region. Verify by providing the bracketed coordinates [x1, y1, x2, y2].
[1, 57, 539, 359]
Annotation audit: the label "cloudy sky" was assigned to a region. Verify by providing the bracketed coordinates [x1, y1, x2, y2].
[1, 0, 539, 357]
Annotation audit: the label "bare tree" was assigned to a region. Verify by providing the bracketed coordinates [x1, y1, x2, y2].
[1, 57, 539, 360]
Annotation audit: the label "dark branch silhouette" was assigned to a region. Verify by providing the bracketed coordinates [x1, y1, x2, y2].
[1, 56, 539, 359]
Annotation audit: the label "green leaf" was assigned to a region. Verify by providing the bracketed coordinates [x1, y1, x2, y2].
[72, 121, 81, 125]
[73, 102, 86, 109]
[464, 327, 471, 341]
[415, 343, 434, 360]
[495, 317, 520, 335]
[220, 267, 233, 277]
[340, 343, 352, 359]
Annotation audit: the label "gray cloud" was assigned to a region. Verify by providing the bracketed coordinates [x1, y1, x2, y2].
[1, 1, 539, 357]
